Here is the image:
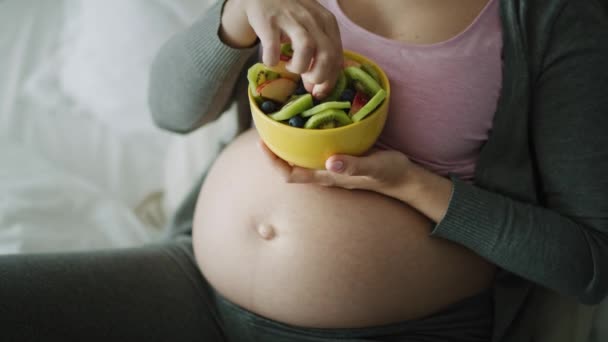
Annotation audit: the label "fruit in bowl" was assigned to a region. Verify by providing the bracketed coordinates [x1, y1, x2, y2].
[248, 45, 390, 170]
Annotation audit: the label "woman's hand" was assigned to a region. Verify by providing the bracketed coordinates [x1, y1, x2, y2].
[221, 0, 343, 98]
[258, 140, 414, 195]
[259, 139, 454, 223]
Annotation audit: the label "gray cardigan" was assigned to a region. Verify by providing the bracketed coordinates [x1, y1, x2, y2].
[148, 0, 608, 340]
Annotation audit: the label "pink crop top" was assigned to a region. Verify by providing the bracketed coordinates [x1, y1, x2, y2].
[320, 0, 503, 181]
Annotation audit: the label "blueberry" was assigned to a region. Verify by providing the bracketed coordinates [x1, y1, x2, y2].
[339, 88, 356, 102]
[261, 100, 278, 114]
[294, 82, 307, 95]
[288, 115, 306, 128]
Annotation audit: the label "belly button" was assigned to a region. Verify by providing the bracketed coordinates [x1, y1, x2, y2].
[256, 223, 276, 240]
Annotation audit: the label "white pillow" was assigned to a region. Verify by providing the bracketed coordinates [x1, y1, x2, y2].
[58, 0, 214, 135]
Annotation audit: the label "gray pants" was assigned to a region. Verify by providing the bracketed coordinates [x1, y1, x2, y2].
[0, 236, 493, 342]
[0, 180, 493, 341]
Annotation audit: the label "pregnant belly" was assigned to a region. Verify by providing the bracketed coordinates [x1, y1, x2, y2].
[192, 129, 496, 329]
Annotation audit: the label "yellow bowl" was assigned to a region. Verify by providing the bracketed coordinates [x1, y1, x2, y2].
[250, 50, 390, 170]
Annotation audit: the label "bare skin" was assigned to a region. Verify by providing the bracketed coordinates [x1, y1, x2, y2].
[221, 0, 343, 97]
[194, 133, 494, 329]
[338, 0, 491, 45]
[194, 0, 495, 329]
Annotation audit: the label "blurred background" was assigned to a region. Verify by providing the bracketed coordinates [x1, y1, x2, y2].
[0, 0, 241, 254]
[0, 0, 606, 340]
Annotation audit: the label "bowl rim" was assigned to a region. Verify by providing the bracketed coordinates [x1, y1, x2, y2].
[249, 49, 391, 135]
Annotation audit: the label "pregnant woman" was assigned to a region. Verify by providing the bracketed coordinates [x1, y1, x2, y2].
[1, 0, 607, 341]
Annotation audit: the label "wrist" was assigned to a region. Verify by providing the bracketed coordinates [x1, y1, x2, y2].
[219, 0, 257, 48]
[393, 163, 426, 204]
[397, 165, 454, 223]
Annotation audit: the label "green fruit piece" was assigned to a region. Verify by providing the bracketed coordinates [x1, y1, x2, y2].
[253, 95, 264, 106]
[361, 63, 381, 84]
[301, 101, 351, 117]
[266, 71, 280, 81]
[304, 109, 353, 129]
[248, 63, 265, 96]
[281, 43, 294, 57]
[320, 122, 336, 129]
[248, 63, 295, 96]
[269, 94, 314, 121]
[353, 81, 367, 95]
[344, 66, 382, 97]
[287, 94, 300, 103]
[352, 89, 387, 122]
[324, 71, 347, 102]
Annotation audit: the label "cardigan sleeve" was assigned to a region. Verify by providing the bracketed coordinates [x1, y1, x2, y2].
[432, 0, 608, 305]
[148, 1, 257, 134]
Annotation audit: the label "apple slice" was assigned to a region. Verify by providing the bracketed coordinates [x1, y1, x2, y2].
[257, 78, 298, 103]
[248, 63, 300, 96]
[268, 62, 299, 82]
[248, 63, 281, 97]
[349, 91, 369, 116]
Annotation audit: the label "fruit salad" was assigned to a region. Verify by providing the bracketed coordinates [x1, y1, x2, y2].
[248, 44, 387, 129]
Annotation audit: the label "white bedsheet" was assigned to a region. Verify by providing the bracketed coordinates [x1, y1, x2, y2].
[0, 0, 189, 253]
[0, 141, 151, 253]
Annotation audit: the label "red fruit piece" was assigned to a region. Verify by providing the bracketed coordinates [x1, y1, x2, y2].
[349, 91, 369, 116]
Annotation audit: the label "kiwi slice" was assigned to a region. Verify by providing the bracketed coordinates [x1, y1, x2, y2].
[269, 94, 314, 121]
[319, 122, 336, 129]
[265, 71, 280, 81]
[281, 43, 294, 57]
[361, 63, 381, 84]
[351, 89, 387, 122]
[301, 101, 351, 118]
[344, 67, 382, 97]
[247, 63, 281, 96]
[353, 81, 367, 95]
[304, 109, 353, 129]
[324, 71, 347, 102]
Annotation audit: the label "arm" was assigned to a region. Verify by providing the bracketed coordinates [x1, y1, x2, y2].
[148, 0, 345, 134]
[148, 1, 257, 134]
[430, 1, 608, 304]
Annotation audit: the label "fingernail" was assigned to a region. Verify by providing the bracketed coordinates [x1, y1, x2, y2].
[329, 160, 344, 172]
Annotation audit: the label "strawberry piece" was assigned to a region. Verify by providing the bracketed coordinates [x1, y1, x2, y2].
[349, 91, 370, 116]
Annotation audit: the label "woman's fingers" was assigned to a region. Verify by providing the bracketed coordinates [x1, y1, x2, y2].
[295, 7, 342, 97]
[300, 24, 340, 96]
[318, 11, 343, 96]
[278, 15, 316, 74]
[258, 140, 292, 179]
[246, 0, 343, 97]
[247, 8, 281, 66]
